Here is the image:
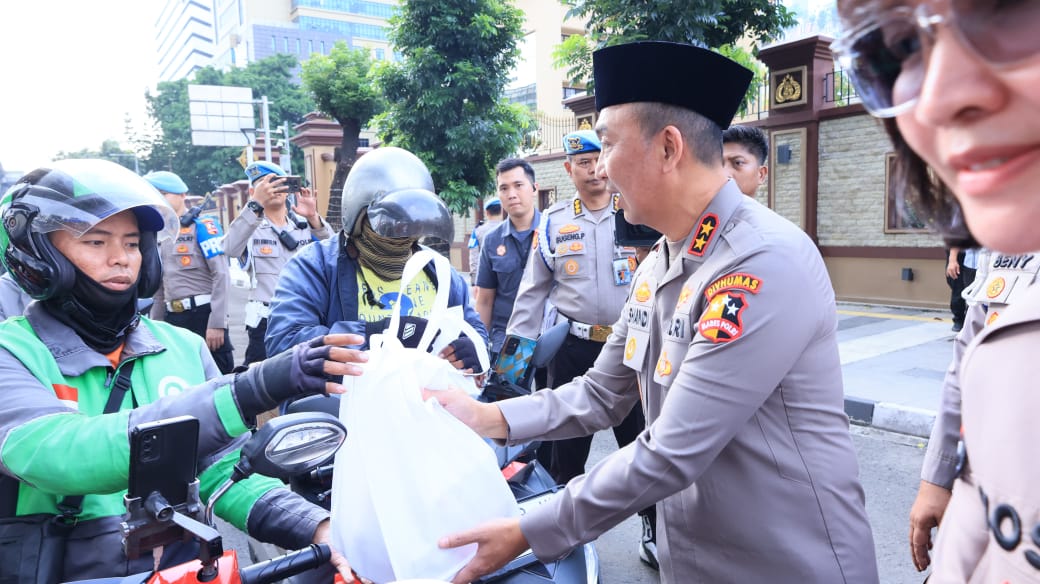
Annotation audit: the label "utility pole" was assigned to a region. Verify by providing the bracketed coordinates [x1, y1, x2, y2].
[280, 121, 292, 175]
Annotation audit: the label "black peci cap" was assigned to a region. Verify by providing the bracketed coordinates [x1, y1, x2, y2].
[593, 41, 753, 130]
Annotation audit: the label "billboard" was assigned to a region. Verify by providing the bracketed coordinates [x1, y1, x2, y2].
[187, 85, 256, 147]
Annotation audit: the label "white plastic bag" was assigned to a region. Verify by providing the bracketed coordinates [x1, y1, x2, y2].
[331, 250, 515, 583]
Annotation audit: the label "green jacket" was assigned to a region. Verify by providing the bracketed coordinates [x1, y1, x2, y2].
[0, 304, 327, 577]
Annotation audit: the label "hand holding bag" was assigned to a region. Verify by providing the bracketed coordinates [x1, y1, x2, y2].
[330, 250, 515, 583]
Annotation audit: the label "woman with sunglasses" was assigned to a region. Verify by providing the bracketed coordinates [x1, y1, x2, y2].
[833, 0, 1040, 581]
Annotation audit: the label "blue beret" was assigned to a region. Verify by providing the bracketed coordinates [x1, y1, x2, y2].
[593, 41, 752, 130]
[562, 130, 601, 155]
[245, 160, 287, 183]
[142, 171, 189, 195]
[484, 197, 502, 210]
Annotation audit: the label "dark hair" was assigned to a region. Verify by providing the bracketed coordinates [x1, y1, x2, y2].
[630, 102, 722, 166]
[495, 158, 536, 186]
[722, 125, 769, 165]
[882, 118, 976, 248]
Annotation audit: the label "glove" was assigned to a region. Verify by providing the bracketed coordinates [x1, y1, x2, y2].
[446, 336, 484, 373]
[365, 316, 430, 349]
[234, 336, 332, 419]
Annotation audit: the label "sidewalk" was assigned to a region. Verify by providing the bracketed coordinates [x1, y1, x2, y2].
[836, 302, 954, 437]
[226, 284, 949, 438]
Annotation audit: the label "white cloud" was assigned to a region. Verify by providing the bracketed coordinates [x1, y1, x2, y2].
[0, 1, 157, 172]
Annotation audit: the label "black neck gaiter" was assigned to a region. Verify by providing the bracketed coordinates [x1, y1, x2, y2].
[43, 267, 140, 354]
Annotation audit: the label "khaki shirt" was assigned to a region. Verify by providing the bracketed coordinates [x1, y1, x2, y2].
[930, 250, 1040, 582]
[150, 217, 230, 329]
[498, 181, 878, 582]
[224, 211, 331, 304]
[507, 194, 634, 337]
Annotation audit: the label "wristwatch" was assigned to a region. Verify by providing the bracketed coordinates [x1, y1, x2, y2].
[246, 200, 264, 217]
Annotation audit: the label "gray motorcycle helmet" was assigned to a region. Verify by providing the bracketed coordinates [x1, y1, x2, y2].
[341, 147, 454, 242]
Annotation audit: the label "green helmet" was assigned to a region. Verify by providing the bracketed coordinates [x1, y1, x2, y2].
[0, 159, 177, 300]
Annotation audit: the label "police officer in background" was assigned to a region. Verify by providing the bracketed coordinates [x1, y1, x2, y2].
[722, 124, 769, 197]
[505, 129, 655, 568]
[145, 171, 235, 374]
[429, 41, 877, 584]
[224, 161, 331, 367]
[475, 160, 540, 357]
[468, 197, 504, 288]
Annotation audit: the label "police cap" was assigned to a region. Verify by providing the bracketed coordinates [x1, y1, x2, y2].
[245, 160, 287, 184]
[562, 130, 601, 155]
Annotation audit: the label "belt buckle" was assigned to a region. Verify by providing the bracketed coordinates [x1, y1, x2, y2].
[589, 325, 612, 343]
[171, 299, 186, 312]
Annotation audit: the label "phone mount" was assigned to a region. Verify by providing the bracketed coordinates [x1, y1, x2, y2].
[121, 480, 224, 576]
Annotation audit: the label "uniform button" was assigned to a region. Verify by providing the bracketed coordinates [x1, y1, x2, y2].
[725, 222, 735, 233]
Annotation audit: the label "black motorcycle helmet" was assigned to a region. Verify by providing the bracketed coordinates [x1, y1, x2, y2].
[341, 147, 454, 241]
[0, 159, 177, 300]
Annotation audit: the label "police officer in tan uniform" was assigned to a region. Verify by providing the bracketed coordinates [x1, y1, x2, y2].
[916, 250, 1040, 581]
[146, 171, 235, 374]
[506, 129, 654, 567]
[224, 161, 331, 367]
[429, 41, 878, 584]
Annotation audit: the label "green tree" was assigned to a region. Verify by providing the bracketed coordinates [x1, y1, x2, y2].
[376, 0, 531, 214]
[143, 54, 315, 195]
[554, 0, 796, 91]
[54, 139, 140, 172]
[301, 42, 383, 230]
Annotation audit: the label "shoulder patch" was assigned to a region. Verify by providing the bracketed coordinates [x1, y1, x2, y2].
[697, 291, 748, 343]
[704, 272, 763, 299]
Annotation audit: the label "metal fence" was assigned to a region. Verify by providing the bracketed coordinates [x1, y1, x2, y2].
[822, 68, 861, 107]
[522, 111, 584, 156]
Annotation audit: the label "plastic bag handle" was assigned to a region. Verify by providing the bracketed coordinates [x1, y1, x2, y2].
[386, 249, 452, 352]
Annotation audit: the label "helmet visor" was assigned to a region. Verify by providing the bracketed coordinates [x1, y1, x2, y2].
[366, 188, 455, 242]
[9, 160, 178, 241]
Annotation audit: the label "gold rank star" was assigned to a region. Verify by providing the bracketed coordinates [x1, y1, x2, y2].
[699, 221, 716, 237]
[692, 236, 708, 251]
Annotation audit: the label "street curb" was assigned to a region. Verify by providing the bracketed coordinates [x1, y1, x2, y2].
[844, 397, 935, 439]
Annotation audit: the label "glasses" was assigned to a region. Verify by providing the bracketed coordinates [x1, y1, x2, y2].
[831, 0, 1040, 117]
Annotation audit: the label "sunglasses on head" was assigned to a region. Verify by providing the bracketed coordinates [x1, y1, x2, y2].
[832, 0, 1040, 117]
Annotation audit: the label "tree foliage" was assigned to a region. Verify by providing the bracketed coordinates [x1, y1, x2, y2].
[143, 54, 315, 195]
[554, 0, 796, 90]
[301, 42, 383, 229]
[376, 0, 531, 214]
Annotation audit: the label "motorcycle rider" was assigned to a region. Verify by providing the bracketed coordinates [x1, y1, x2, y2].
[0, 159, 363, 580]
[265, 146, 488, 371]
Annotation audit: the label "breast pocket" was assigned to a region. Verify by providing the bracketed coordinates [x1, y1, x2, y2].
[489, 254, 520, 275]
[250, 241, 284, 275]
[557, 250, 589, 281]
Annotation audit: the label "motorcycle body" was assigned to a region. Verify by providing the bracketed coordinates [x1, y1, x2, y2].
[274, 322, 599, 584]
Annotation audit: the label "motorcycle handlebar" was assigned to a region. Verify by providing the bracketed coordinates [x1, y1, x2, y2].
[239, 543, 332, 584]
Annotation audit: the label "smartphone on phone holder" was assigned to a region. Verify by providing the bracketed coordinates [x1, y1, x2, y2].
[122, 416, 218, 560]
